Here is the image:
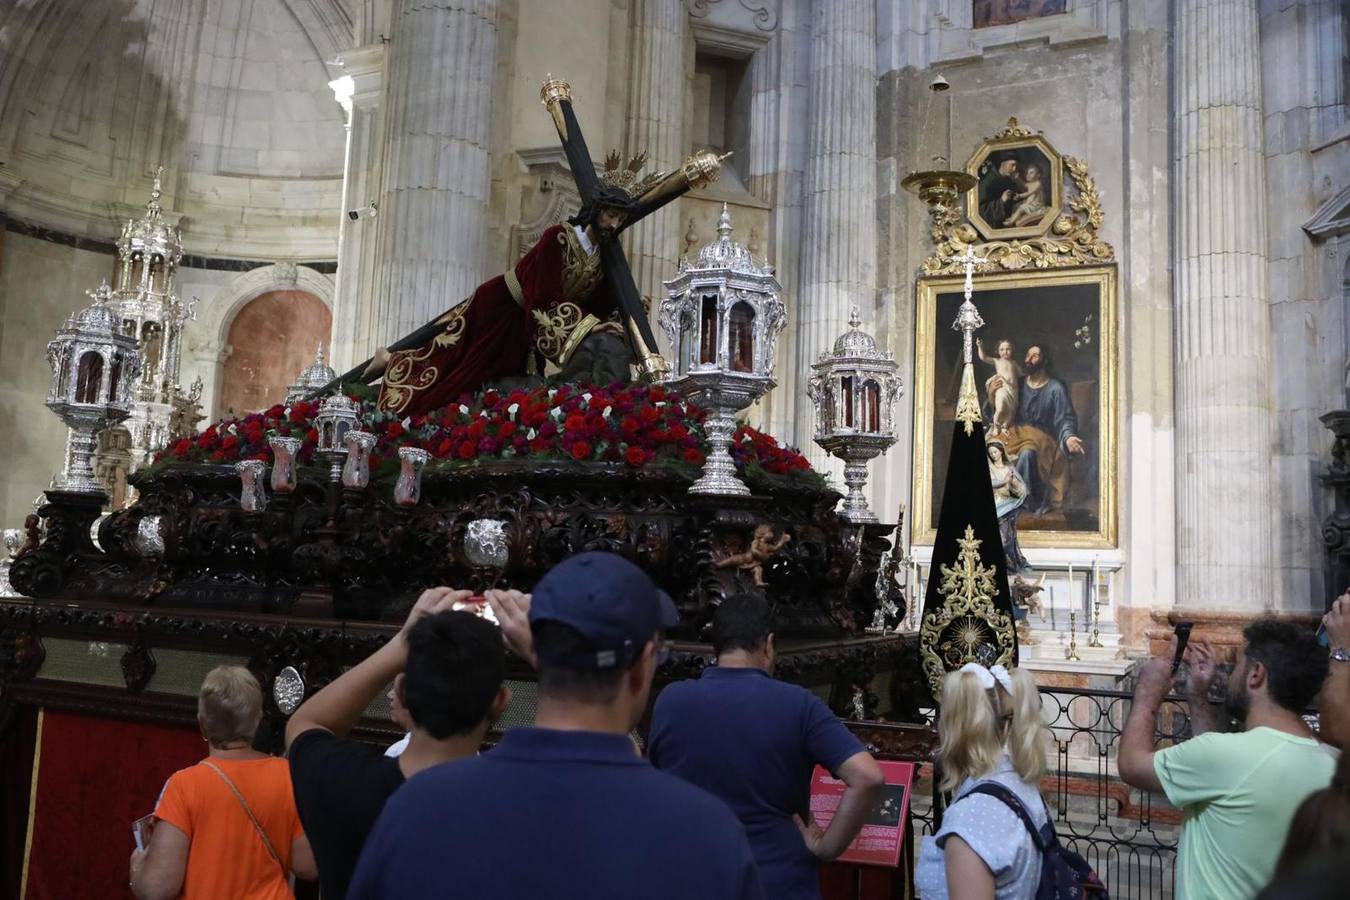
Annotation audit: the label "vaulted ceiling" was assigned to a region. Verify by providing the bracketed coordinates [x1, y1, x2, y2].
[0, 0, 360, 257]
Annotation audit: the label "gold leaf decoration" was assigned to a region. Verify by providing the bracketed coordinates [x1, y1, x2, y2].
[919, 525, 1016, 698]
[923, 152, 1116, 274]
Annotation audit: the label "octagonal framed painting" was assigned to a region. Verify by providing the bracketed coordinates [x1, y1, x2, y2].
[965, 131, 1064, 242]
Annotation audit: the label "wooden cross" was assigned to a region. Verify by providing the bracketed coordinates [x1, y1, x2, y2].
[543, 77, 681, 375]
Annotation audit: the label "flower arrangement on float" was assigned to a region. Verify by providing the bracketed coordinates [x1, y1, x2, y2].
[152, 382, 820, 487]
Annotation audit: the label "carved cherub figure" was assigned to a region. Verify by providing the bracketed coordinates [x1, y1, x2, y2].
[715, 524, 792, 588]
[1010, 573, 1046, 618]
[1010, 573, 1047, 645]
[15, 514, 41, 558]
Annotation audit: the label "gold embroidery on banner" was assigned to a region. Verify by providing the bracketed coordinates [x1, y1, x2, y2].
[557, 228, 604, 301]
[955, 363, 982, 436]
[919, 525, 1016, 698]
[532, 302, 584, 362]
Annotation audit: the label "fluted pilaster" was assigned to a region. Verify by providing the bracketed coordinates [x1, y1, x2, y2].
[795, 0, 877, 466]
[1174, 0, 1274, 609]
[369, 0, 499, 345]
[623, 1, 687, 316]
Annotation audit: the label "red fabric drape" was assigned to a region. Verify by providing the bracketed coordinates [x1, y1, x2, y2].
[21, 711, 203, 900]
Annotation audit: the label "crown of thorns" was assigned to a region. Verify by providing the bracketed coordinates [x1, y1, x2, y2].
[599, 150, 663, 198]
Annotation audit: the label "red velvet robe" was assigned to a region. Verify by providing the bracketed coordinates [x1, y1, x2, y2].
[377, 224, 616, 417]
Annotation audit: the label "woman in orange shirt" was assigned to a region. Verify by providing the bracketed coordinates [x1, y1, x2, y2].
[130, 665, 316, 899]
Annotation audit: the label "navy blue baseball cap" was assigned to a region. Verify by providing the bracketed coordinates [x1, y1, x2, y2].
[529, 552, 679, 670]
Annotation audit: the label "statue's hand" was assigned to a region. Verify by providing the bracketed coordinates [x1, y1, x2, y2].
[363, 346, 391, 379]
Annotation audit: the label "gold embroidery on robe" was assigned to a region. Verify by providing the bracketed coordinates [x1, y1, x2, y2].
[378, 304, 468, 413]
[557, 228, 604, 301]
[532, 302, 585, 361]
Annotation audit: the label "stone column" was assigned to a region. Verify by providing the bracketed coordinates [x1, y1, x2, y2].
[623, 1, 687, 317]
[327, 44, 385, 372]
[1260, 0, 1348, 608]
[1174, 0, 1274, 611]
[794, 0, 877, 467]
[369, 0, 500, 345]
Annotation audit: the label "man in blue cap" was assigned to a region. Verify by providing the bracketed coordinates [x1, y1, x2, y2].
[347, 551, 764, 900]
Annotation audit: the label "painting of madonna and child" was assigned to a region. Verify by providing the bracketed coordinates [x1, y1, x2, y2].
[912, 267, 1117, 548]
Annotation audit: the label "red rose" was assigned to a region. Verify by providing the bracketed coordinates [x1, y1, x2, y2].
[498, 422, 517, 439]
[221, 435, 239, 451]
[649, 386, 667, 402]
[437, 439, 453, 457]
[668, 424, 689, 442]
[387, 422, 405, 438]
[683, 448, 705, 465]
[305, 428, 319, 444]
[620, 416, 640, 435]
[625, 446, 646, 467]
[173, 438, 192, 456]
[529, 437, 550, 453]
[468, 419, 487, 439]
[482, 390, 501, 408]
[639, 406, 661, 424]
[289, 408, 308, 424]
[458, 440, 477, 460]
[571, 441, 593, 461]
[564, 412, 586, 433]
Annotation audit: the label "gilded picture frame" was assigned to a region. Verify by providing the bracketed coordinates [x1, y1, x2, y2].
[966, 133, 1064, 242]
[912, 266, 1118, 549]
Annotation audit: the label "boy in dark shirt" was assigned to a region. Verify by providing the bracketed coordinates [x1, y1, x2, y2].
[285, 588, 512, 899]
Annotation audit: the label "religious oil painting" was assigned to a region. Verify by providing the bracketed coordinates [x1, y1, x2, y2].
[912, 266, 1117, 548]
[973, 0, 1068, 29]
[966, 133, 1063, 242]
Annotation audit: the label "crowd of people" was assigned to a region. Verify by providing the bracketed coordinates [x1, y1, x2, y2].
[126, 553, 1350, 900]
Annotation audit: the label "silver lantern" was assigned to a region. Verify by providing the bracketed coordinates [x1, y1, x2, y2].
[807, 310, 902, 522]
[286, 344, 338, 404]
[659, 205, 785, 496]
[108, 167, 201, 478]
[45, 281, 143, 495]
[313, 394, 359, 482]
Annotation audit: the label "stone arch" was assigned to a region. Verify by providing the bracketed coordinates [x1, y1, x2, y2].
[217, 290, 332, 417]
[201, 264, 335, 417]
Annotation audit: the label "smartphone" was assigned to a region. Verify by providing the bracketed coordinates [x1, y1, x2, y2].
[1317, 620, 1329, 647]
[132, 814, 156, 852]
[451, 595, 499, 625]
[1171, 621, 1194, 675]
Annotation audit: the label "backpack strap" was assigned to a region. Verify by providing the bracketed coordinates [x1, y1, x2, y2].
[965, 782, 1049, 852]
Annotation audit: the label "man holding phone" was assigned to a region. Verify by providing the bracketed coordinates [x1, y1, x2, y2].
[1118, 620, 1336, 899]
[1320, 591, 1350, 749]
[285, 588, 516, 899]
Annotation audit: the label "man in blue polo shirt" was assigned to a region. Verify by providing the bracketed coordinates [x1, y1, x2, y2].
[649, 593, 884, 899]
[347, 552, 764, 900]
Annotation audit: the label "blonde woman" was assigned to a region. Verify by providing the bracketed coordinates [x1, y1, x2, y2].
[130, 665, 315, 899]
[914, 663, 1049, 900]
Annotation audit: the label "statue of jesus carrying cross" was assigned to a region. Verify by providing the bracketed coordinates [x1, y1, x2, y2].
[326, 77, 726, 419]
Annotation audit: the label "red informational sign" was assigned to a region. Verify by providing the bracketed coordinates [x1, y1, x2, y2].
[809, 760, 916, 868]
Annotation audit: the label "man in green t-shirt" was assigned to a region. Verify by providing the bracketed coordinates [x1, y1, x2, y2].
[1118, 619, 1337, 900]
